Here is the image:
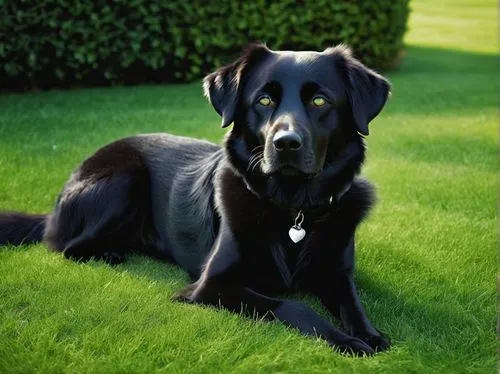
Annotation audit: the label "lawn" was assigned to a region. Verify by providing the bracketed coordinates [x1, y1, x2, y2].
[0, 0, 496, 372]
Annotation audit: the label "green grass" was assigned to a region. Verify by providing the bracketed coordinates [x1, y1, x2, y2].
[0, 0, 496, 372]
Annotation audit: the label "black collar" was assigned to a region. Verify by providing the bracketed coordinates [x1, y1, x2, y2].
[244, 179, 352, 214]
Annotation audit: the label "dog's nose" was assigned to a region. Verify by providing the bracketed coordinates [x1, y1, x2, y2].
[273, 130, 303, 152]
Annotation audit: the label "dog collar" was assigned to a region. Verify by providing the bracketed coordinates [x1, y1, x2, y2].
[244, 179, 352, 244]
[244, 179, 352, 209]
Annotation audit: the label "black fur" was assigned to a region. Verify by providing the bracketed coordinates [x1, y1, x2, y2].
[0, 44, 391, 356]
[0, 212, 46, 245]
[42, 139, 157, 264]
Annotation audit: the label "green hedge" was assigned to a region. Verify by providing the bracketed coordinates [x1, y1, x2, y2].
[0, 0, 410, 90]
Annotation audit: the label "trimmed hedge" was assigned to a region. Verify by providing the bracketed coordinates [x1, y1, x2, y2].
[0, 0, 410, 90]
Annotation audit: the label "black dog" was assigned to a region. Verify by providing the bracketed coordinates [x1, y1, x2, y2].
[0, 44, 391, 355]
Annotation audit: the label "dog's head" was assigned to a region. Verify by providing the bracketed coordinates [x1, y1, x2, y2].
[204, 44, 390, 203]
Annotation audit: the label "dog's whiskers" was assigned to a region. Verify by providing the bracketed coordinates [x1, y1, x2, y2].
[250, 145, 265, 153]
[251, 158, 264, 174]
[248, 152, 262, 165]
[248, 156, 263, 173]
[247, 147, 264, 173]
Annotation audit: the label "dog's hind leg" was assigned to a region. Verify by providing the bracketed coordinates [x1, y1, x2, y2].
[43, 139, 156, 264]
[44, 172, 152, 264]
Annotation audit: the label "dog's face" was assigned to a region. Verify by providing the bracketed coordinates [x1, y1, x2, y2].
[240, 49, 354, 178]
[204, 44, 390, 195]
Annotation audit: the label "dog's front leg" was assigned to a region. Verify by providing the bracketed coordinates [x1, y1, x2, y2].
[313, 237, 391, 352]
[173, 223, 375, 356]
[319, 272, 391, 353]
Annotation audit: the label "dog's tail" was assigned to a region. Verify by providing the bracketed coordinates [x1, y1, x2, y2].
[0, 212, 47, 246]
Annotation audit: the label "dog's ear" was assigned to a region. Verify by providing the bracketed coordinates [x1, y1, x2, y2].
[203, 43, 271, 128]
[325, 45, 391, 136]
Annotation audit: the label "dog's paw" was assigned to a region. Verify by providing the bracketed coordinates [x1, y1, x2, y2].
[334, 337, 375, 357]
[171, 283, 197, 303]
[171, 293, 192, 303]
[355, 331, 391, 353]
[102, 251, 124, 265]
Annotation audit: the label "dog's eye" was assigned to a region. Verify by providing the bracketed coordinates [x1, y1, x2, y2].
[311, 96, 328, 107]
[257, 96, 273, 106]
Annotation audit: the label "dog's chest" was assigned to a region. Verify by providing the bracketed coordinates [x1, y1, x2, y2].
[270, 237, 310, 290]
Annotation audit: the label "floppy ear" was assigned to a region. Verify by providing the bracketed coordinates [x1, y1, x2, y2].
[203, 43, 271, 128]
[326, 46, 391, 136]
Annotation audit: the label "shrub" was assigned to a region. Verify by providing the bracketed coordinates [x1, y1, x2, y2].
[0, 0, 410, 90]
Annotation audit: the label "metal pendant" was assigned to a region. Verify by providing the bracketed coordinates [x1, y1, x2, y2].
[289, 210, 306, 243]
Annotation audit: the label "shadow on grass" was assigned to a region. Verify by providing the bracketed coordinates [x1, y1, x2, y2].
[121, 254, 191, 284]
[396, 45, 498, 74]
[112, 244, 492, 365]
[382, 45, 498, 116]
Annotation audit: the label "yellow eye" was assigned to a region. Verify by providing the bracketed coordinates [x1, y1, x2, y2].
[312, 96, 327, 107]
[258, 96, 272, 106]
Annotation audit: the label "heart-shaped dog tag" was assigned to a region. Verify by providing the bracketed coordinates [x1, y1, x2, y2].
[289, 225, 306, 243]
